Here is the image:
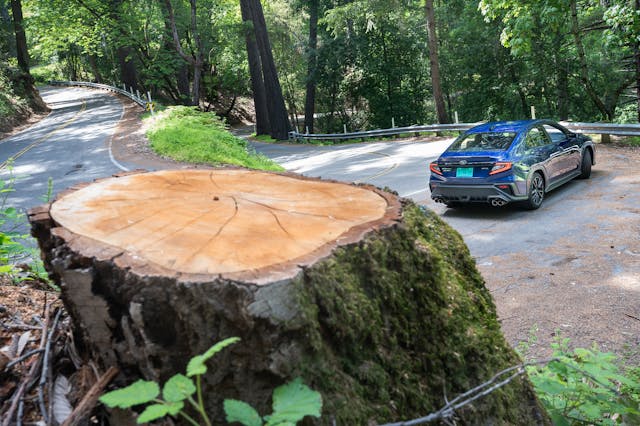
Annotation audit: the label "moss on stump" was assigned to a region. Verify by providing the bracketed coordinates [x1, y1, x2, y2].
[29, 171, 547, 425]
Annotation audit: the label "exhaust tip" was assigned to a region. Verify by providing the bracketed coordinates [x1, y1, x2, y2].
[490, 198, 508, 207]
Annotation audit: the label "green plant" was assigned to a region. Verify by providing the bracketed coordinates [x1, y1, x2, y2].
[526, 337, 640, 425]
[146, 106, 283, 171]
[99, 337, 322, 425]
[0, 165, 53, 284]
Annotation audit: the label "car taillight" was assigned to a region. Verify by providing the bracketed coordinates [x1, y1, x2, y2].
[489, 162, 512, 175]
[429, 162, 443, 175]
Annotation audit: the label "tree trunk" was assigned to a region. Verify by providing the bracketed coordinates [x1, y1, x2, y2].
[569, 0, 611, 120]
[162, 0, 204, 107]
[87, 54, 102, 83]
[29, 169, 549, 425]
[636, 0, 640, 122]
[117, 46, 138, 91]
[1, 1, 16, 58]
[10, 0, 28, 73]
[108, 0, 138, 91]
[240, 0, 270, 135]
[303, 0, 319, 134]
[248, 0, 290, 140]
[425, 0, 448, 124]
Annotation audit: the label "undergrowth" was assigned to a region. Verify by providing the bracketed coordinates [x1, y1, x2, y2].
[519, 329, 640, 425]
[146, 106, 283, 171]
[0, 164, 52, 285]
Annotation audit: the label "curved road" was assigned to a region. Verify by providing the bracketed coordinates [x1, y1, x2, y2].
[0, 87, 141, 232]
[251, 132, 640, 359]
[2, 87, 638, 359]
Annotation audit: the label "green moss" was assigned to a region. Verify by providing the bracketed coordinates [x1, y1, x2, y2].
[291, 201, 544, 424]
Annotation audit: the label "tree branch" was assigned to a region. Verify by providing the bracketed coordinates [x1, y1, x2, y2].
[163, 0, 195, 66]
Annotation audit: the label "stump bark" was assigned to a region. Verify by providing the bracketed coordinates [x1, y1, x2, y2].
[29, 169, 547, 425]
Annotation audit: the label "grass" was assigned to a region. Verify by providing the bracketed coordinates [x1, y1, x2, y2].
[146, 106, 283, 171]
[250, 133, 278, 143]
[618, 136, 640, 147]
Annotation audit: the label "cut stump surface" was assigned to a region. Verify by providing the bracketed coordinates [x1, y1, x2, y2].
[48, 169, 398, 281]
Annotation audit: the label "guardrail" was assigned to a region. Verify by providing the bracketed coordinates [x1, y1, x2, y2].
[289, 120, 640, 142]
[50, 80, 152, 111]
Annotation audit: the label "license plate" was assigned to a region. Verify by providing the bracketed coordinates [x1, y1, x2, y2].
[456, 167, 474, 178]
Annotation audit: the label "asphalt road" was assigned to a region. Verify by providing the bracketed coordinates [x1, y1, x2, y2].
[1, 87, 637, 358]
[251, 139, 640, 357]
[0, 87, 138, 233]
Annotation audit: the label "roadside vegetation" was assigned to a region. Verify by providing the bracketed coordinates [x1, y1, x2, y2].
[518, 328, 640, 425]
[0, 166, 50, 285]
[146, 106, 283, 171]
[0, 64, 29, 133]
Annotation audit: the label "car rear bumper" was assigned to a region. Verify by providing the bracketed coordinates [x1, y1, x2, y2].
[429, 183, 527, 205]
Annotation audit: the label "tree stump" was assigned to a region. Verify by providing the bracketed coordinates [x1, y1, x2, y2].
[29, 169, 547, 425]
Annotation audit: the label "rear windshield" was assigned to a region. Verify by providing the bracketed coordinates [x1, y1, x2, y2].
[447, 132, 516, 152]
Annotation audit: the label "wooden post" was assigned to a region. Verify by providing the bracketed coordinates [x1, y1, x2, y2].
[454, 111, 459, 124]
[531, 105, 536, 119]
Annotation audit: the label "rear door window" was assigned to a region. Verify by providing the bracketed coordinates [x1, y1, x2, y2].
[524, 127, 551, 150]
[447, 132, 516, 151]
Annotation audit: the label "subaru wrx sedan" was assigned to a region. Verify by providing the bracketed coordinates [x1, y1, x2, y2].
[429, 119, 595, 209]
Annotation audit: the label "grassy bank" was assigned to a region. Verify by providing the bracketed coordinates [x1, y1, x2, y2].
[146, 106, 283, 171]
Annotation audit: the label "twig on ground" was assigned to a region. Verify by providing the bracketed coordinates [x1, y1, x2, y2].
[1, 304, 50, 426]
[5, 348, 44, 370]
[61, 366, 119, 426]
[38, 308, 62, 424]
[624, 313, 640, 322]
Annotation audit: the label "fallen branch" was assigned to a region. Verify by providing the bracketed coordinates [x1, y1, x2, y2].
[5, 348, 44, 370]
[624, 313, 640, 322]
[380, 358, 556, 426]
[38, 308, 62, 424]
[61, 366, 119, 426]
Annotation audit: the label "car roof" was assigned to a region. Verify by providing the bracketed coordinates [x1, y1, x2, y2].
[466, 119, 558, 134]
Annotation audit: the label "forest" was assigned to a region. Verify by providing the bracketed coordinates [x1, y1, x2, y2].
[1, 0, 639, 140]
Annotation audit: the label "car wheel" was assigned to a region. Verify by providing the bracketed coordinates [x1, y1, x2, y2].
[578, 149, 592, 179]
[523, 172, 545, 210]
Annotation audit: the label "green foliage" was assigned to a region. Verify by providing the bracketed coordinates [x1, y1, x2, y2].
[186, 336, 240, 377]
[0, 63, 28, 124]
[525, 337, 640, 425]
[225, 378, 322, 426]
[98, 380, 160, 409]
[146, 106, 283, 171]
[30, 64, 63, 85]
[100, 337, 321, 426]
[0, 164, 51, 284]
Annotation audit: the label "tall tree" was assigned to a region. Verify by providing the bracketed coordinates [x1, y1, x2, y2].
[240, 0, 290, 139]
[250, 0, 290, 139]
[240, 0, 270, 135]
[425, 0, 447, 123]
[163, 0, 205, 106]
[303, 0, 319, 133]
[10, 0, 28, 73]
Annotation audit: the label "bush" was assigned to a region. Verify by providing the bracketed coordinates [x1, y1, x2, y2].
[30, 63, 63, 85]
[524, 336, 640, 425]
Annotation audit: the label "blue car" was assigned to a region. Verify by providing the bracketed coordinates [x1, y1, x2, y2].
[429, 119, 595, 209]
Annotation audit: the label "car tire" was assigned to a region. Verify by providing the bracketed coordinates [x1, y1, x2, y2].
[523, 172, 545, 210]
[578, 149, 592, 179]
